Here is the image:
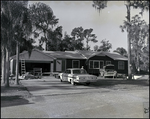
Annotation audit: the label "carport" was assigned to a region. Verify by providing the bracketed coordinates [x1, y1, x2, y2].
[10, 49, 55, 75]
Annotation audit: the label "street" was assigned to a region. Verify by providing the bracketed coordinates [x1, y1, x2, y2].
[1, 76, 149, 118]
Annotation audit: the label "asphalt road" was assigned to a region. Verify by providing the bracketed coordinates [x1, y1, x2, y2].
[1, 76, 149, 118]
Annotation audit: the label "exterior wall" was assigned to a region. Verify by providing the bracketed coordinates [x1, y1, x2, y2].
[114, 60, 128, 74]
[86, 55, 128, 76]
[87, 56, 114, 76]
[66, 59, 86, 69]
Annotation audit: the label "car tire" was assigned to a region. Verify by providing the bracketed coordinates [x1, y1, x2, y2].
[71, 79, 75, 85]
[86, 82, 90, 85]
[60, 79, 62, 82]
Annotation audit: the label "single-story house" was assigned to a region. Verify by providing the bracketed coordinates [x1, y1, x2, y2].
[10, 48, 55, 75]
[10, 49, 128, 77]
[85, 52, 128, 76]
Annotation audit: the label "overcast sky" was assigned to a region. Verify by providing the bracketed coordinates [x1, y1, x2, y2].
[28, 1, 149, 52]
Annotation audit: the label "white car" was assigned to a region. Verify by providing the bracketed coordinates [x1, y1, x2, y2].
[100, 64, 117, 78]
[60, 68, 97, 85]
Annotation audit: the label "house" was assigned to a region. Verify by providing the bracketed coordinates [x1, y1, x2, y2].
[85, 52, 128, 76]
[43, 51, 87, 73]
[10, 49, 55, 75]
[10, 49, 128, 77]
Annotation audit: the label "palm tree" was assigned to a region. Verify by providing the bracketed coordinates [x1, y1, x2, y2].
[92, 0, 149, 80]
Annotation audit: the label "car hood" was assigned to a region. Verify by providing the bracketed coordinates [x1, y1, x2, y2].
[73, 74, 96, 77]
[105, 69, 116, 72]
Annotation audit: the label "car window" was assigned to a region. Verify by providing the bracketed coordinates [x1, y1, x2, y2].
[105, 66, 114, 69]
[73, 69, 87, 74]
[65, 70, 71, 74]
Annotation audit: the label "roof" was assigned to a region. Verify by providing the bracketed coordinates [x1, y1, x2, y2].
[88, 52, 128, 61]
[75, 50, 97, 58]
[10, 49, 55, 62]
[43, 51, 86, 59]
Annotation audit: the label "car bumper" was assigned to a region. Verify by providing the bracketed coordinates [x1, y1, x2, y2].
[74, 79, 97, 83]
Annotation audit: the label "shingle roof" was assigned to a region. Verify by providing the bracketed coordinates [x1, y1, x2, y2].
[103, 52, 128, 60]
[10, 49, 55, 61]
[11, 48, 128, 61]
[75, 50, 97, 58]
[43, 51, 86, 59]
[88, 51, 128, 60]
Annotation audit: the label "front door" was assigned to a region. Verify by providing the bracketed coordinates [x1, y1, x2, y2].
[56, 60, 62, 72]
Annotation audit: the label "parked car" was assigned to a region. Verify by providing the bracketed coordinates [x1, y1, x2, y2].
[100, 64, 117, 78]
[59, 68, 97, 85]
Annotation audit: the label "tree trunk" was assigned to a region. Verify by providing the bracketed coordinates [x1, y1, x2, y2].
[15, 41, 19, 85]
[5, 47, 10, 87]
[86, 38, 88, 50]
[126, 5, 132, 80]
[1, 46, 6, 84]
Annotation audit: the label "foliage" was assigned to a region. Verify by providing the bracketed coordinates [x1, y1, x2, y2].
[70, 27, 97, 50]
[113, 47, 128, 57]
[71, 27, 84, 50]
[92, 0, 149, 78]
[46, 26, 63, 51]
[97, 39, 112, 52]
[70, 27, 84, 50]
[126, 0, 149, 16]
[59, 33, 74, 51]
[92, 0, 107, 14]
[94, 45, 99, 51]
[29, 2, 59, 50]
[1, 1, 34, 86]
[83, 28, 98, 50]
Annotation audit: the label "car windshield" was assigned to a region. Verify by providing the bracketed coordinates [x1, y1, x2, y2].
[73, 69, 87, 74]
[105, 66, 114, 70]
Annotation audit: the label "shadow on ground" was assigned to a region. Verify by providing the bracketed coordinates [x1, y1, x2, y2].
[91, 79, 149, 87]
[1, 95, 33, 107]
[1, 86, 28, 93]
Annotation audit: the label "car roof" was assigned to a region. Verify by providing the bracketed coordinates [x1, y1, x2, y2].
[66, 68, 84, 70]
[106, 64, 114, 66]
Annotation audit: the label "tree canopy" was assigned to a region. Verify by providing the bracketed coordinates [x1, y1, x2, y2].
[29, 2, 59, 51]
[97, 39, 112, 52]
[113, 47, 128, 57]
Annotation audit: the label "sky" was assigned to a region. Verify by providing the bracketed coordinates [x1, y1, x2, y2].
[28, 1, 149, 52]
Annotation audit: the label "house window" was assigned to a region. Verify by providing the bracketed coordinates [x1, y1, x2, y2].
[72, 60, 80, 68]
[106, 61, 111, 65]
[94, 61, 99, 69]
[118, 61, 124, 70]
[89, 60, 104, 69]
[100, 61, 104, 69]
[89, 60, 93, 69]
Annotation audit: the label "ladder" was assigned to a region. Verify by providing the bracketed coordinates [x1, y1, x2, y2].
[21, 59, 26, 75]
